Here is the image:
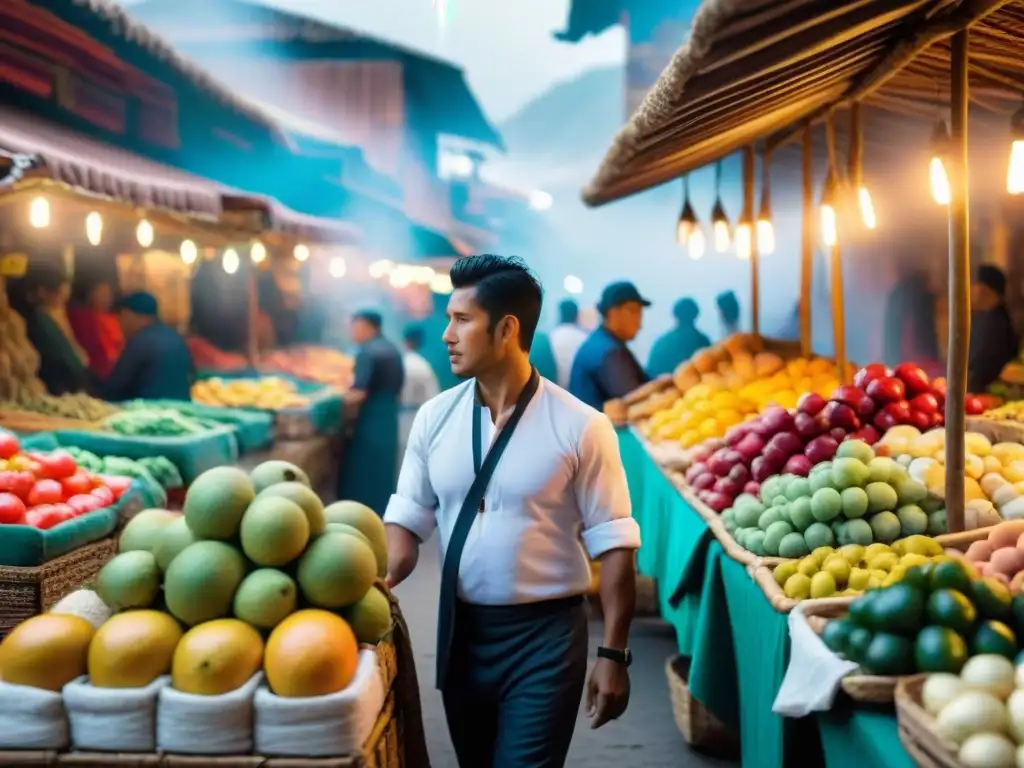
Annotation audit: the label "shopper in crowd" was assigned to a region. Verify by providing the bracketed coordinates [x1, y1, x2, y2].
[647, 297, 710, 377]
[549, 298, 588, 388]
[67, 276, 124, 381]
[882, 267, 943, 376]
[336, 310, 404, 515]
[101, 292, 194, 402]
[384, 254, 639, 766]
[398, 324, 439, 469]
[717, 289, 741, 338]
[24, 266, 90, 395]
[569, 281, 650, 410]
[969, 263, 1019, 393]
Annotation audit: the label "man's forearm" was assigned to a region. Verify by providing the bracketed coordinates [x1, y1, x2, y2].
[598, 548, 636, 649]
[385, 523, 421, 587]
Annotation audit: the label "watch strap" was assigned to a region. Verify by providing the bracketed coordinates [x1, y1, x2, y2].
[597, 646, 632, 667]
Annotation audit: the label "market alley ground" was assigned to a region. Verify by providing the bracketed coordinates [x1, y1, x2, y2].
[393, 543, 737, 768]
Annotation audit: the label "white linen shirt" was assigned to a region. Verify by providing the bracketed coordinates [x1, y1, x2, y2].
[384, 377, 641, 605]
[400, 351, 440, 408]
[549, 323, 588, 389]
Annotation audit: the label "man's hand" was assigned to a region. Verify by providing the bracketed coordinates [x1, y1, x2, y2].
[585, 657, 630, 729]
[384, 524, 420, 589]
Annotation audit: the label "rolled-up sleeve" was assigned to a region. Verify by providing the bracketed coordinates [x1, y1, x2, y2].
[575, 415, 641, 558]
[383, 406, 438, 541]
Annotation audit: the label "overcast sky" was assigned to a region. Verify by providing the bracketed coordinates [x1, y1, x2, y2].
[122, 0, 625, 122]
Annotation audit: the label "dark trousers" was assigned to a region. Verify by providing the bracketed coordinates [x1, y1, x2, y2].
[441, 595, 588, 768]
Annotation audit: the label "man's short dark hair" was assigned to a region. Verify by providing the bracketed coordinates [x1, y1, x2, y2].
[353, 310, 382, 330]
[403, 324, 425, 350]
[558, 299, 579, 325]
[449, 254, 543, 351]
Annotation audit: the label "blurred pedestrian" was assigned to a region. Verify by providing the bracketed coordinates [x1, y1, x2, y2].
[549, 299, 588, 388]
[646, 297, 710, 377]
[969, 264, 1019, 392]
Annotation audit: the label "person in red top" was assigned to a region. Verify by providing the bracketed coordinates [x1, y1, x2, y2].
[67, 277, 124, 381]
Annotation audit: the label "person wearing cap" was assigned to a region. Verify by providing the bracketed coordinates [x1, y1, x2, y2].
[969, 263, 1019, 393]
[549, 298, 588, 389]
[569, 282, 651, 411]
[100, 292, 194, 402]
[647, 297, 711, 377]
[716, 290, 741, 338]
[336, 310, 405, 515]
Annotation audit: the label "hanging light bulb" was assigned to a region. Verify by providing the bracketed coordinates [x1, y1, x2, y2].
[222, 248, 240, 274]
[858, 186, 877, 230]
[180, 239, 198, 265]
[293, 243, 310, 262]
[29, 196, 50, 228]
[328, 256, 346, 278]
[1007, 103, 1024, 194]
[711, 199, 731, 253]
[735, 219, 752, 261]
[675, 177, 698, 246]
[846, 104, 877, 232]
[250, 241, 267, 264]
[929, 120, 951, 205]
[85, 212, 103, 246]
[820, 173, 839, 247]
[687, 227, 706, 260]
[756, 175, 775, 255]
[136, 219, 154, 248]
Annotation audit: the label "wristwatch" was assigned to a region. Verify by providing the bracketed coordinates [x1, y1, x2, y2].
[597, 646, 633, 667]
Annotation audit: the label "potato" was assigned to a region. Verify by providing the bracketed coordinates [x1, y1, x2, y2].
[989, 520, 1024, 550]
[990, 547, 1024, 580]
[966, 540, 994, 563]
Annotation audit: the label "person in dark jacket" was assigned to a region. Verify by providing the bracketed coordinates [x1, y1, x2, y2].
[569, 281, 650, 410]
[647, 298, 711, 377]
[24, 267, 90, 395]
[716, 290, 741, 338]
[100, 292, 194, 402]
[969, 264, 1019, 393]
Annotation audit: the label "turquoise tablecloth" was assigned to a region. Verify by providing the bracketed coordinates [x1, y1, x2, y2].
[817, 705, 915, 768]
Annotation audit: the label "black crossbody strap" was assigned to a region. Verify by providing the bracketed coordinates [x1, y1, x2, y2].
[435, 369, 540, 688]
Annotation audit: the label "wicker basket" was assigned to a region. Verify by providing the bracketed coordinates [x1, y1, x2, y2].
[0, 537, 115, 639]
[664, 655, 738, 754]
[894, 675, 962, 768]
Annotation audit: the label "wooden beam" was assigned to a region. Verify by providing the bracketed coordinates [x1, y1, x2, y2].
[743, 146, 760, 336]
[944, 29, 970, 535]
[800, 123, 814, 358]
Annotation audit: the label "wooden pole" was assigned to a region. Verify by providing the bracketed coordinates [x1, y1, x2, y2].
[824, 118, 848, 382]
[246, 265, 259, 366]
[945, 30, 970, 535]
[743, 146, 760, 336]
[800, 123, 813, 357]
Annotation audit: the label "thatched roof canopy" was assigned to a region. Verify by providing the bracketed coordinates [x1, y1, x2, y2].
[584, 0, 1024, 206]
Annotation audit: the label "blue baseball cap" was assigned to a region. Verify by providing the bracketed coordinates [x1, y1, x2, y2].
[115, 291, 159, 317]
[597, 281, 651, 314]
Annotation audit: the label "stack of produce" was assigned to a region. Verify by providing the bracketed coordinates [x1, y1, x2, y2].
[821, 555, 1024, 678]
[980, 399, 1024, 424]
[192, 377, 308, 410]
[0, 391, 120, 423]
[916, 654, 1024, 766]
[721, 438, 939, 551]
[0, 460, 391, 706]
[186, 336, 248, 372]
[65, 447, 183, 491]
[258, 346, 353, 391]
[104, 408, 224, 438]
[0, 431, 131, 529]
[957, 521, 1024, 590]
[771, 536, 947, 599]
[879, 427, 1024, 528]
[0, 276, 44, 402]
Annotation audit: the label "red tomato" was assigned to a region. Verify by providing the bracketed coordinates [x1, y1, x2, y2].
[27, 479, 63, 507]
[90, 486, 116, 505]
[32, 451, 78, 480]
[0, 431, 19, 460]
[97, 475, 132, 500]
[61, 472, 93, 499]
[0, 492, 26, 524]
[66, 494, 103, 515]
[26, 506, 62, 529]
[0, 470, 35, 501]
[49, 503, 76, 524]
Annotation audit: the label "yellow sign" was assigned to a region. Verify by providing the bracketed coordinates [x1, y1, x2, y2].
[0, 253, 28, 277]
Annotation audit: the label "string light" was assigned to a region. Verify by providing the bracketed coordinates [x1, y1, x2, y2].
[250, 242, 267, 264]
[29, 197, 50, 228]
[757, 159, 776, 255]
[293, 243, 310, 262]
[687, 228, 706, 260]
[735, 218, 752, 261]
[136, 219, 154, 248]
[85, 212, 103, 246]
[180, 239, 198, 265]
[222, 248, 240, 274]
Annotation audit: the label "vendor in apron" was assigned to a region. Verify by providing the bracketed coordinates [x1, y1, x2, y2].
[336, 310, 405, 516]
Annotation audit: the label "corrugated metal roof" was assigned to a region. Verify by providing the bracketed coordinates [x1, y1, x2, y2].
[584, 0, 1024, 206]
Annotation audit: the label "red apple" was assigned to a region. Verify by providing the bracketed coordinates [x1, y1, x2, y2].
[805, 435, 840, 463]
[701, 492, 732, 513]
[893, 363, 931, 396]
[797, 392, 827, 416]
[885, 400, 912, 423]
[931, 411, 944, 427]
[743, 481, 761, 496]
[831, 385, 868, 409]
[909, 392, 940, 415]
[713, 476, 741, 498]
[727, 463, 751, 487]
[734, 433, 767, 464]
[873, 409, 900, 432]
[685, 462, 709, 484]
[866, 377, 906, 403]
[794, 411, 823, 440]
[853, 393, 877, 419]
[691, 472, 717, 491]
[724, 424, 750, 448]
[964, 395, 985, 416]
[706, 449, 734, 477]
[759, 406, 796, 437]
[751, 456, 776, 483]
[853, 363, 889, 390]
[764, 433, 804, 465]
[908, 410, 931, 430]
[847, 425, 881, 445]
[822, 401, 860, 431]
[783, 454, 813, 477]
[829, 427, 849, 443]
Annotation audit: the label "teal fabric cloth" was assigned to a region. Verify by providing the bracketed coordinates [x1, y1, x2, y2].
[817, 705, 915, 768]
[646, 325, 711, 377]
[528, 332, 559, 383]
[336, 393, 400, 515]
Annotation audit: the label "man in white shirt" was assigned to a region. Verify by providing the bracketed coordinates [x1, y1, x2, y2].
[398, 324, 440, 472]
[549, 299, 588, 389]
[384, 254, 641, 768]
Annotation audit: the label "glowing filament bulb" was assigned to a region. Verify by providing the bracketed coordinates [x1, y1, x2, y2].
[85, 212, 103, 245]
[756, 219, 775, 255]
[29, 197, 50, 228]
[180, 239, 198, 264]
[222, 248, 240, 274]
[713, 220, 730, 253]
[250, 242, 267, 264]
[820, 204, 838, 247]
[735, 222, 752, 261]
[930, 157, 950, 205]
[858, 186, 876, 230]
[676, 218, 693, 246]
[136, 219, 154, 248]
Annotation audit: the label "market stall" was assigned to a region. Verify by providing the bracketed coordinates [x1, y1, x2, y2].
[584, 0, 1024, 765]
